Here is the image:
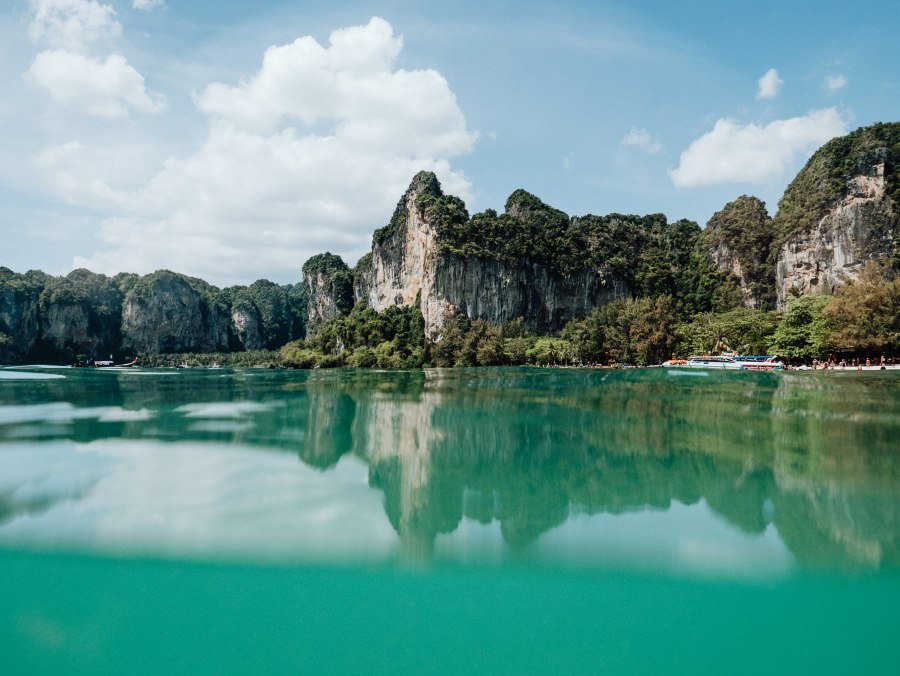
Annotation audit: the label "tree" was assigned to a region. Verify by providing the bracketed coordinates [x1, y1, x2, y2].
[675, 308, 780, 357]
[768, 295, 833, 361]
[823, 263, 900, 353]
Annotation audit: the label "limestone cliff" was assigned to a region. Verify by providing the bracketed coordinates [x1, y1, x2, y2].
[359, 172, 631, 340]
[773, 123, 900, 308]
[122, 271, 231, 354]
[705, 195, 775, 309]
[231, 305, 263, 350]
[302, 253, 354, 335]
[0, 268, 45, 362]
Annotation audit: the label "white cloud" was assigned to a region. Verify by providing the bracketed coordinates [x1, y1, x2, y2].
[26, 49, 165, 118]
[72, 17, 477, 285]
[668, 108, 846, 188]
[621, 127, 661, 154]
[826, 74, 847, 92]
[756, 67, 783, 99]
[132, 0, 164, 9]
[24, 0, 163, 119]
[28, 0, 121, 52]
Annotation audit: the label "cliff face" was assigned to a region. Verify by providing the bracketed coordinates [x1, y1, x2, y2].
[0, 265, 308, 363]
[772, 123, 900, 309]
[122, 272, 231, 354]
[0, 271, 43, 362]
[705, 195, 775, 309]
[40, 303, 96, 355]
[231, 306, 263, 350]
[362, 173, 630, 340]
[302, 253, 354, 336]
[776, 157, 895, 307]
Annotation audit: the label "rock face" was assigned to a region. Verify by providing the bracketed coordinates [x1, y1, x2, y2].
[773, 123, 900, 309]
[122, 271, 231, 354]
[776, 158, 895, 307]
[231, 306, 263, 350]
[0, 269, 43, 362]
[1, 267, 306, 363]
[41, 303, 95, 355]
[361, 173, 629, 340]
[705, 195, 775, 309]
[302, 253, 354, 335]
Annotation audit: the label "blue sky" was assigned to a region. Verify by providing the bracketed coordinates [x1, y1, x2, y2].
[1, 0, 897, 286]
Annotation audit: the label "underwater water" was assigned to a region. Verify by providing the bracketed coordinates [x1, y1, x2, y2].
[1, 366, 899, 674]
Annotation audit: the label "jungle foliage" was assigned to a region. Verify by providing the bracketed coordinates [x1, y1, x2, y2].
[0, 267, 306, 364]
[704, 195, 776, 307]
[773, 122, 900, 254]
[281, 303, 426, 369]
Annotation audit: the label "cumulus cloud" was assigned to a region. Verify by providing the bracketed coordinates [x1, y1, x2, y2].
[25, 0, 163, 118]
[668, 108, 846, 187]
[756, 67, 783, 99]
[621, 127, 661, 154]
[28, 0, 121, 51]
[26, 50, 165, 118]
[73, 17, 477, 285]
[826, 74, 847, 92]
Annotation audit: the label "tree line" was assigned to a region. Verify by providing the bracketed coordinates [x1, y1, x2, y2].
[279, 262, 898, 368]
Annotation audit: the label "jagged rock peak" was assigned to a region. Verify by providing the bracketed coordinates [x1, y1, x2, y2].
[302, 253, 354, 335]
[406, 170, 443, 199]
[705, 195, 774, 308]
[504, 189, 569, 226]
[774, 122, 900, 246]
[774, 122, 900, 308]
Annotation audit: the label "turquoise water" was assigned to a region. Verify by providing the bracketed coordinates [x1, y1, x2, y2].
[1, 366, 899, 674]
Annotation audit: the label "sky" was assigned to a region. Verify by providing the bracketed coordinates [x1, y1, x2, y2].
[1, 0, 897, 288]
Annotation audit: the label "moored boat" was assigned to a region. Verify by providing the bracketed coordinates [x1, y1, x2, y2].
[74, 356, 139, 368]
[732, 355, 784, 371]
[663, 355, 744, 370]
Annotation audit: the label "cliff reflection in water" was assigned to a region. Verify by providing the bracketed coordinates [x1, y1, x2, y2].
[296, 368, 900, 569]
[1, 367, 898, 569]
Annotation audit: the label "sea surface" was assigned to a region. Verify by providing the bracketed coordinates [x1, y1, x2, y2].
[1, 365, 899, 674]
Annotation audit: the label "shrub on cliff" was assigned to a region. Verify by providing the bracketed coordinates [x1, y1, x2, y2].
[773, 122, 900, 251]
[705, 195, 776, 307]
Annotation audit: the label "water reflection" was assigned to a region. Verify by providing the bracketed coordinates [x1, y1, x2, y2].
[0, 366, 898, 571]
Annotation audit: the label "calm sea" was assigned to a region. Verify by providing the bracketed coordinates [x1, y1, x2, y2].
[1, 366, 899, 674]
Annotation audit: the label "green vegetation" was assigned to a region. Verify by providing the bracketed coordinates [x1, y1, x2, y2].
[0, 267, 305, 364]
[372, 170, 444, 246]
[281, 303, 426, 369]
[823, 263, 900, 353]
[227, 279, 304, 349]
[768, 295, 833, 362]
[773, 122, 900, 255]
[705, 195, 776, 307]
[302, 252, 354, 322]
[280, 261, 897, 367]
[675, 307, 780, 357]
[137, 350, 282, 368]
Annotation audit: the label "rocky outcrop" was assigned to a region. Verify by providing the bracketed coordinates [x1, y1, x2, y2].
[705, 195, 775, 308]
[776, 158, 895, 307]
[1, 267, 306, 363]
[302, 253, 354, 335]
[0, 268, 44, 362]
[231, 305, 263, 350]
[122, 271, 231, 354]
[40, 303, 95, 355]
[773, 123, 900, 309]
[360, 173, 630, 340]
